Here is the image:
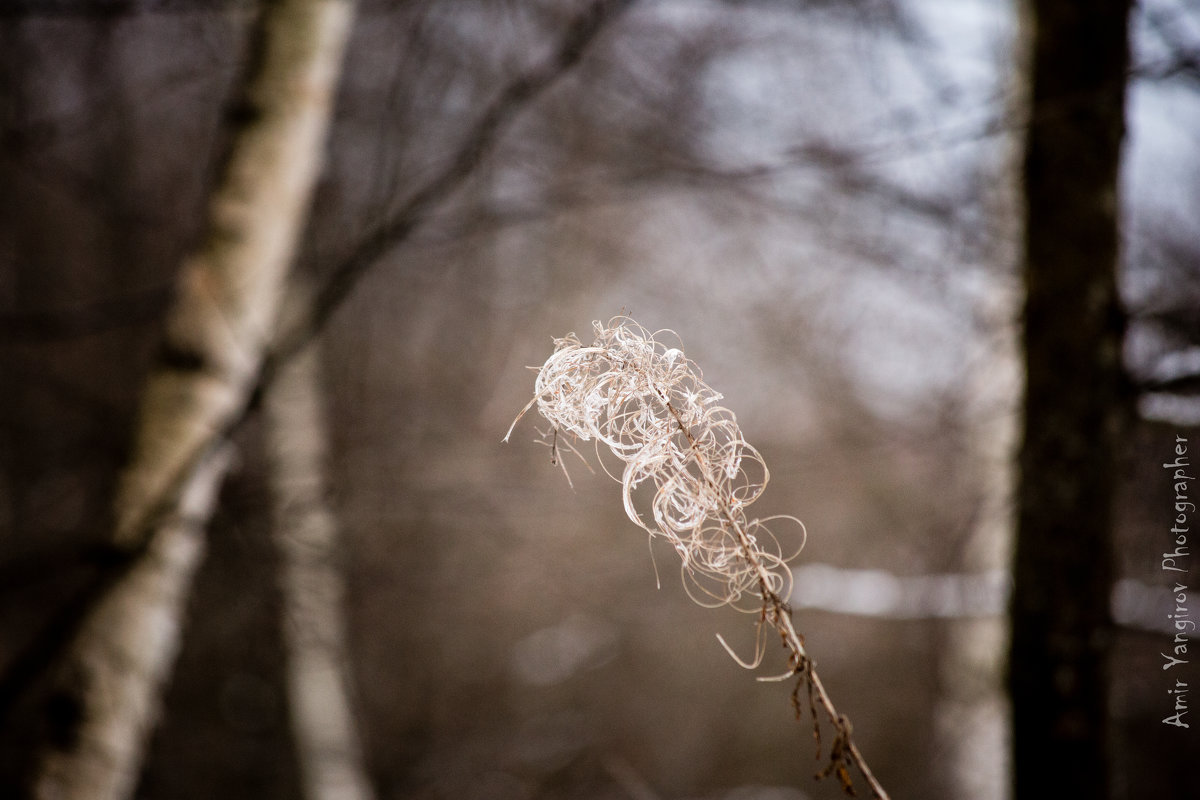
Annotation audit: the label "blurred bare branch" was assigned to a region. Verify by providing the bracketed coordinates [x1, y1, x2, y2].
[277, 0, 634, 358]
[25, 2, 356, 797]
[0, 0, 633, 756]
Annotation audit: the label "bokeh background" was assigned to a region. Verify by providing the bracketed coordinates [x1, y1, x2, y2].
[2, 1, 1199, 798]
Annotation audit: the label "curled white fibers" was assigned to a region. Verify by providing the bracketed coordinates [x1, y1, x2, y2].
[506, 316, 891, 800]
[506, 316, 806, 614]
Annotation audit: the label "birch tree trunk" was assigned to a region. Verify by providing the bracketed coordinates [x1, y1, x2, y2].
[264, 286, 375, 800]
[33, 2, 355, 798]
[935, 15, 1028, 796]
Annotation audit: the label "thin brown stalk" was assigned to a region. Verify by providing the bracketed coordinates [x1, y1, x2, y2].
[663, 395, 889, 800]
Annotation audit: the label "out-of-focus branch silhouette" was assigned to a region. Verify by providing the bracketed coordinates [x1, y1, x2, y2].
[20, 1, 357, 797]
[273, 0, 634, 361]
[0, 0, 631, 751]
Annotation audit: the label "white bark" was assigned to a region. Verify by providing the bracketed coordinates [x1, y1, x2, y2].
[264, 289, 375, 800]
[933, 13, 1027, 792]
[34, 2, 356, 799]
[113, 0, 356, 548]
[35, 449, 230, 800]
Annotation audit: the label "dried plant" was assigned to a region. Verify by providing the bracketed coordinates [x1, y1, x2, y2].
[505, 316, 890, 799]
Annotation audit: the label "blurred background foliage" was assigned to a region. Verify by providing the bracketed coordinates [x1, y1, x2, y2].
[1, 0, 1198, 798]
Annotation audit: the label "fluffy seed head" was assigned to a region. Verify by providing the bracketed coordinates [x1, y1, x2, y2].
[510, 316, 806, 610]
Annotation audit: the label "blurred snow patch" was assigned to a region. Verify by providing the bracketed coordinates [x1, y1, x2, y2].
[1147, 347, 1200, 385]
[791, 563, 1008, 618]
[792, 564, 1182, 635]
[1140, 393, 1200, 426]
[1113, 578, 1185, 634]
[510, 614, 619, 686]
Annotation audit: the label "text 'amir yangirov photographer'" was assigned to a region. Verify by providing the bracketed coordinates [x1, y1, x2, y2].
[1162, 434, 1193, 730]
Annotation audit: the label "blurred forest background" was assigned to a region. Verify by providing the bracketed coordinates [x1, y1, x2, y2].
[1, 1, 1199, 799]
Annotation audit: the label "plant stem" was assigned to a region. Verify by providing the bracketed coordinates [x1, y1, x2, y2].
[659, 394, 890, 800]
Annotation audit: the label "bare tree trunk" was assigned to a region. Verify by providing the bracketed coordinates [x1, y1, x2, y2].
[1009, 1, 1132, 798]
[264, 286, 375, 800]
[936, 15, 1029, 795]
[32, 2, 355, 798]
[938, 302, 1018, 800]
[33, 448, 231, 800]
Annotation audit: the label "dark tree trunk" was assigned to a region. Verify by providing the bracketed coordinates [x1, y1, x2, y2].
[1010, 2, 1134, 798]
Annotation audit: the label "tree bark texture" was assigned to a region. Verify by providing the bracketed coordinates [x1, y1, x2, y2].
[32, 1, 356, 798]
[1009, 1, 1133, 798]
